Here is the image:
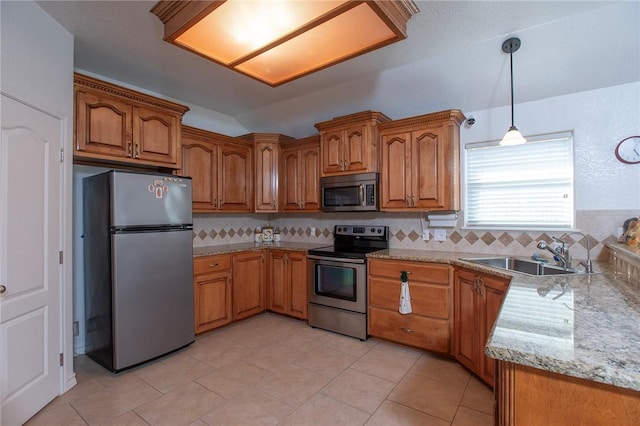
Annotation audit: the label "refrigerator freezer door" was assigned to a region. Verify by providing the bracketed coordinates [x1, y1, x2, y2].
[111, 228, 194, 370]
[111, 171, 192, 227]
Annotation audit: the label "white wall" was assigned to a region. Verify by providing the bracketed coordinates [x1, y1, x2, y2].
[462, 82, 640, 211]
[1, 0, 75, 391]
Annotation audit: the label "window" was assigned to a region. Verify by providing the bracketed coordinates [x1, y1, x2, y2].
[464, 131, 574, 230]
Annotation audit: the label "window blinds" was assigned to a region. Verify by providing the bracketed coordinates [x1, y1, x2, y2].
[464, 132, 574, 230]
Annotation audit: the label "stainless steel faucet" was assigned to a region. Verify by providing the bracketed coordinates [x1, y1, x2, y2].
[536, 231, 593, 273]
[563, 231, 593, 273]
[536, 240, 570, 268]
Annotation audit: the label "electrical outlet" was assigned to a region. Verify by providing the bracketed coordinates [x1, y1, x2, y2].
[422, 230, 429, 241]
[434, 229, 447, 241]
[310, 227, 316, 236]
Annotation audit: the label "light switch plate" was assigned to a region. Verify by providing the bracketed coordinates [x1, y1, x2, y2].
[310, 227, 316, 236]
[422, 230, 429, 241]
[434, 229, 447, 241]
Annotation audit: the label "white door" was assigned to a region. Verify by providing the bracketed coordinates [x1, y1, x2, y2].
[1, 94, 63, 425]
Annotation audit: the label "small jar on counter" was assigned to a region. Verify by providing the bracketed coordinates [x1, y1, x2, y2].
[254, 227, 262, 243]
[262, 224, 273, 242]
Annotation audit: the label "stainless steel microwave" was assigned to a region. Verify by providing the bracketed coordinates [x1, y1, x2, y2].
[320, 172, 379, 212]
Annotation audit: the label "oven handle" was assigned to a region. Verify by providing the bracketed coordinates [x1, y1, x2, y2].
[307, 254, 366, 264]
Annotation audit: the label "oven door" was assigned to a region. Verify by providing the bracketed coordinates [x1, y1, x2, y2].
[307, 254, 367, 313]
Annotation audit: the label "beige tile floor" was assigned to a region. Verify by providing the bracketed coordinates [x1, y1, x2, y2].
[27, 313, 494, 426]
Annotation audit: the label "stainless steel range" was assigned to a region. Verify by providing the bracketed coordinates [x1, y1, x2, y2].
[307, 225, 389, 340]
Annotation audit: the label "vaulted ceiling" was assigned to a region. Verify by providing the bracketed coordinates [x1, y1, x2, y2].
[38, 1, 640, 137]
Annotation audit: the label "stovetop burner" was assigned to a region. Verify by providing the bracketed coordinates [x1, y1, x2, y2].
[308, 225, 389, 259]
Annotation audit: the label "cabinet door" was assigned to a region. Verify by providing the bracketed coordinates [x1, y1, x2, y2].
[287, 252, 307, 319]
[75, 90, 132, 159]
[280, 148, 301, 211]
[132, 106, 179, 166]
[343, 124, 371, 173]
[412, 126, 446, 209]
[300, 145, 320, 211]
[268, 251, 288, 314]
[380, 131, 412, 209]
[181, 137, 218, 211]
[454, 269, 479, 373]
[255, 142, 278, 212]
[232, 251, 265, 320]
[194, 271, 232, 334]
[479, 274, 509, 385]
[219, 144, 252, 211]
[321, 130, 344, 175]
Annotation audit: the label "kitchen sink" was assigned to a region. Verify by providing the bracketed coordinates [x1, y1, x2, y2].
[460, 257, 583, 276]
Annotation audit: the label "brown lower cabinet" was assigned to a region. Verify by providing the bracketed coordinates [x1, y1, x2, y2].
[454, 268, 510, 386]
[368, 259, 453, 353]
[232, 250, 267, 321]
[495, 361, 640, 425]
[268, 250, 307, 320]
[193, 254, 233, 334]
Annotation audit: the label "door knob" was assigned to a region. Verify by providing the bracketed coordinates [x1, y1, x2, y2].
[0, 285, 6, 294]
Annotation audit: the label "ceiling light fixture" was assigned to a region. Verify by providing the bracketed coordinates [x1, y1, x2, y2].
[500, 37, 526, 146]
[151, 0, 419, 87]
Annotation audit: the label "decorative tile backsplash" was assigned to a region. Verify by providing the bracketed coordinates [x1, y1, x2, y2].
[193, 210, 636, 261]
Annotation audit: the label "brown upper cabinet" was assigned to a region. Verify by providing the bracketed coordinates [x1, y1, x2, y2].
[378, 110, 465, 211]
[74, 73, 189, 169]
[238, 133, 294, 213]
[180, 126, 253, 212]
[315, 111, 390, 177]
[279, 136, 321, 212]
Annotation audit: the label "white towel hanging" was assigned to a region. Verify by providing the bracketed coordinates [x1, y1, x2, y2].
[399, 280, 412, 315]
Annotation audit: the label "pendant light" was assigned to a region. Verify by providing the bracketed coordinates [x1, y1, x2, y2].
[500, 37, 526, 146]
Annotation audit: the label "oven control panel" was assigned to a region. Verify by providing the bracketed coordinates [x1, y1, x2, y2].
[335, 225, 387, 238]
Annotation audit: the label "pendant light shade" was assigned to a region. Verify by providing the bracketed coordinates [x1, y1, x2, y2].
[500, 37, 526, 146]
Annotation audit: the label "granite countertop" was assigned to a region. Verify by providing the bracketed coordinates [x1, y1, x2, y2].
[193, 241, 328, 257]
[368, 247, 640, 392]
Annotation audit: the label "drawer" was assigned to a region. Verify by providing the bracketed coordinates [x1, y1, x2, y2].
[193, 254, 232, 275]
[369, 259, 450, 285]
[368, 307, 450, 353]
[369, 277, 450, 319]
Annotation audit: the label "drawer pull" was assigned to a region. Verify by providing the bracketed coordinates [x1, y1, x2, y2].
[400, 327, 413, 333]
[208, 263, 219, 267]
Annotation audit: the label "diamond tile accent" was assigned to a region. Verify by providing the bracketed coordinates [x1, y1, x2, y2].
[219, 229, 227, 238]
[480, 232, 496, 246]
[198, 230, 207, 240]
[395, 230, 407, 241]
[516, 233, 533, 247]
[209, 230, 217, 239]
[322, 228, 331, 237]
[228, 229, 236, 238]
[408, 231, 420, 242]
[538, 233, 552, 244]
[237, 228, 245, 237]
[465, 232, 479, 245]
[450, 231, 463, 244]
[297, 227, 304, 236]
[498, 233, 514, 246]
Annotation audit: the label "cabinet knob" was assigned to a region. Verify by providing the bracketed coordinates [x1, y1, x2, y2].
[127, 142, 133, 157]
[134, 143, 140, 158]
[0, 284, 6, 294]
[208, 263, 219, 268]
[400, 327, 413, 333]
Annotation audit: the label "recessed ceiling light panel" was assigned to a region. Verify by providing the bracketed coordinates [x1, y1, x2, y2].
[151, 0, 419, 86]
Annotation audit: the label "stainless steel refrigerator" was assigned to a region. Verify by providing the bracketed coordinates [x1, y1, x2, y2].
[83, 170, 194, 372]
